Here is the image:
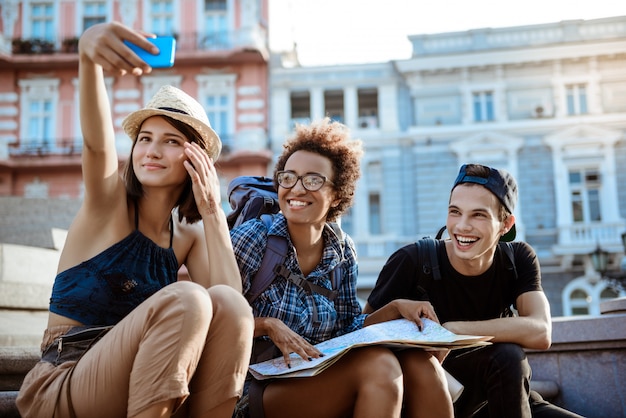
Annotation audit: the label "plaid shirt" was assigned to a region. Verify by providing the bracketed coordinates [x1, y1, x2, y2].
[230, 214, 366, 345]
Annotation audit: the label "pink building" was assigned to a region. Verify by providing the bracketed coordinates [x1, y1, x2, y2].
[0, 0, 272, 199]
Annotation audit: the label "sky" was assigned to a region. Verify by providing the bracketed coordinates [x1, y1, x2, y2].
[268, 0, 626, 66]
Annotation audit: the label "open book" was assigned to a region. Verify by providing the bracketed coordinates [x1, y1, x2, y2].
[249, 318, 491, 401]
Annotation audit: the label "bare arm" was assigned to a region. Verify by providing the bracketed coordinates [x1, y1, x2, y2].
[442, 291, 552, 350]
[183, 142, 241, 291]
[77, 22, 156, 207]
[363, 299, 440, 330]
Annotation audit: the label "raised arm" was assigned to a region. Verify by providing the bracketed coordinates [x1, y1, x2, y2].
[77, 22, 156, 206]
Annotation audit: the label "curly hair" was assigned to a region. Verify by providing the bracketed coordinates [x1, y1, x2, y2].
[273, 117, 363, 221]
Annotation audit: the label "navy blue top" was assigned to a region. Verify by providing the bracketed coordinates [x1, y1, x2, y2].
[49, 212, 179, 326]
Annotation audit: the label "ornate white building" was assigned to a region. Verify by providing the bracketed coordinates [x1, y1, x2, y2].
[269, 16, 626, 316]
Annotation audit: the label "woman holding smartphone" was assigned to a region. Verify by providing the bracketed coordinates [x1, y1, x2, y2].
[16, 22, 253, 418]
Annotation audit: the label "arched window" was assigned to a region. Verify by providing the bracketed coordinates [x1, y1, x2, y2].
[562, 277, 626, 316]
[600, 287, 620, 303]
[569, 288, 590, 315]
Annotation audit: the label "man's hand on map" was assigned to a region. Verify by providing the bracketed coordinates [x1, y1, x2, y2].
[264, 317, 324, 368]
[363, 298, 441, 329]
[393, 299, 441, 331]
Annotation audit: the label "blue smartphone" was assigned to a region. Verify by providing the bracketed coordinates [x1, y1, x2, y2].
[123, 36, 176, 68]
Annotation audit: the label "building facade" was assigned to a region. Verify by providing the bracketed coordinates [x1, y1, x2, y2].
[270, 16, 626, 316]
[0, 0, 272, 207]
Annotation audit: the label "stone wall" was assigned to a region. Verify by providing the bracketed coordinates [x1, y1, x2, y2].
[0, 197, 80, 248]
[526, 299, 626, 418]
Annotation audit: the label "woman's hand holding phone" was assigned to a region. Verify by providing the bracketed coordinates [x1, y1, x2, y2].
[123, 36, 176, 68]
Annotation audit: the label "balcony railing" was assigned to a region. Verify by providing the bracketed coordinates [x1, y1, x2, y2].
[8, 139, 82, 157]
[554, 221, 626, 254]
[6, 135, 237, 158]
[9, 26, 267, 56]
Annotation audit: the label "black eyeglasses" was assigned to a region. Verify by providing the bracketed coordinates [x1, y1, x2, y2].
[276, 170, 332, 192]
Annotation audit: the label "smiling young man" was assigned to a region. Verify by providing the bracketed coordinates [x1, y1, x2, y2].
[364, 164, 583, 418]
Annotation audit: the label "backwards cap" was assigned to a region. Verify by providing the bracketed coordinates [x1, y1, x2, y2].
[452, 163, 517, 241]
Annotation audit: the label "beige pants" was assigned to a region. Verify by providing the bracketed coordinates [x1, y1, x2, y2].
[17, 281, 254, 418]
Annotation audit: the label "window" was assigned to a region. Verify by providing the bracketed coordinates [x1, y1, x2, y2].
[600, 287, 620, 303]
[83, 1, 107, 30]
[204, 95, 230, 148]
[358, 88, 378, 129]
[562, 277, 624, 316]
[566, 84, 588, 115]
[366, 161, 383, 236]
[197, 73, 236, 151]
[24, 178, 49, 198]
[26, 99, 54, 152]
[19, 80, 59, 154]
[202, 0, 228, 48]
[290, 91, 310, 128]
[324, 90, 344, 123]
[369, 193, 381, 235]
[340, 208, 353, 236]
[569, 289, 590, 315]
[472, 91, 494, 122]
[149, 0, 175, 35]
[569, 169, 601, 222]
[30, 2, 54, 41]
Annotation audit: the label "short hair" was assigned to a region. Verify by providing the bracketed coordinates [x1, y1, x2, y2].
[273, 117, 363, 221]
[123, 115, 202, 224]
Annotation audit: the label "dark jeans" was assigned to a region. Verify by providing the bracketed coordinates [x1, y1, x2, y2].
[444, 343, 584, 418]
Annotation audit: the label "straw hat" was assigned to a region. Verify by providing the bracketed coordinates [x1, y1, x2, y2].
[122, 85, 221, 160]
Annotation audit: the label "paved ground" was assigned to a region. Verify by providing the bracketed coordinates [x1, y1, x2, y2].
[0, 310, 47, 347]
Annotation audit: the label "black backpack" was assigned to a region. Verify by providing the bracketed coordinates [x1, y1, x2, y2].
[227, 176, 344, 305]
[414, 227, 517, 305]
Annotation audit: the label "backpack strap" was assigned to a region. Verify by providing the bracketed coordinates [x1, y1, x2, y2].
[416, 237, 442, 281]
[245, 215, 286, 304]
[414, 237, 445, 299]
[499, 241, 517, 280]
[245, 217, 345, 304]
[327, 222, 345, 291]
[272, 265, 339, 301]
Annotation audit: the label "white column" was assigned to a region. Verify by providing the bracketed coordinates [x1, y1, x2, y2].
[378, 84, 398, 131]
[310, 87, 324, 121]
[344, 86, 357, 129]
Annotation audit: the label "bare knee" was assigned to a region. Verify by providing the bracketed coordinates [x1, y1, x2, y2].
[350, 347, 404, 395]
[397, 349, 447, 387]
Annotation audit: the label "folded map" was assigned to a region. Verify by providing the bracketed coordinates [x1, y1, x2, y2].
[249, 317, 492, 381]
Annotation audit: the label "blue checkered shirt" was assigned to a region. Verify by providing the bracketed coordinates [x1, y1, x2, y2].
[230, 214, 366, 345]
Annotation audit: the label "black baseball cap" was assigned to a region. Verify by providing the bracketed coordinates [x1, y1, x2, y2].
[452, 164, 517, 242]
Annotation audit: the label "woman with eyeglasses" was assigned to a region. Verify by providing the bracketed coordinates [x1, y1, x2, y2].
[230, 118, 453, 418]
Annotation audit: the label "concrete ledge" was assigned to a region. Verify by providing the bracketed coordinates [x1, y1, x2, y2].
[0, 346, 39, 391]
[527, 312, 626, 418]
[530, 380, 559, 399]
[600, 296, 626, 315]
[0, 391, 20, 418]
[541, 313, 626, 352]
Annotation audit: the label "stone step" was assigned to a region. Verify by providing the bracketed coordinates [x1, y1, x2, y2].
[0, 346, 39, 418]
[0, 343, 559, 418]
[0, 346, 40, 391]
[0, 391, 20, 418]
